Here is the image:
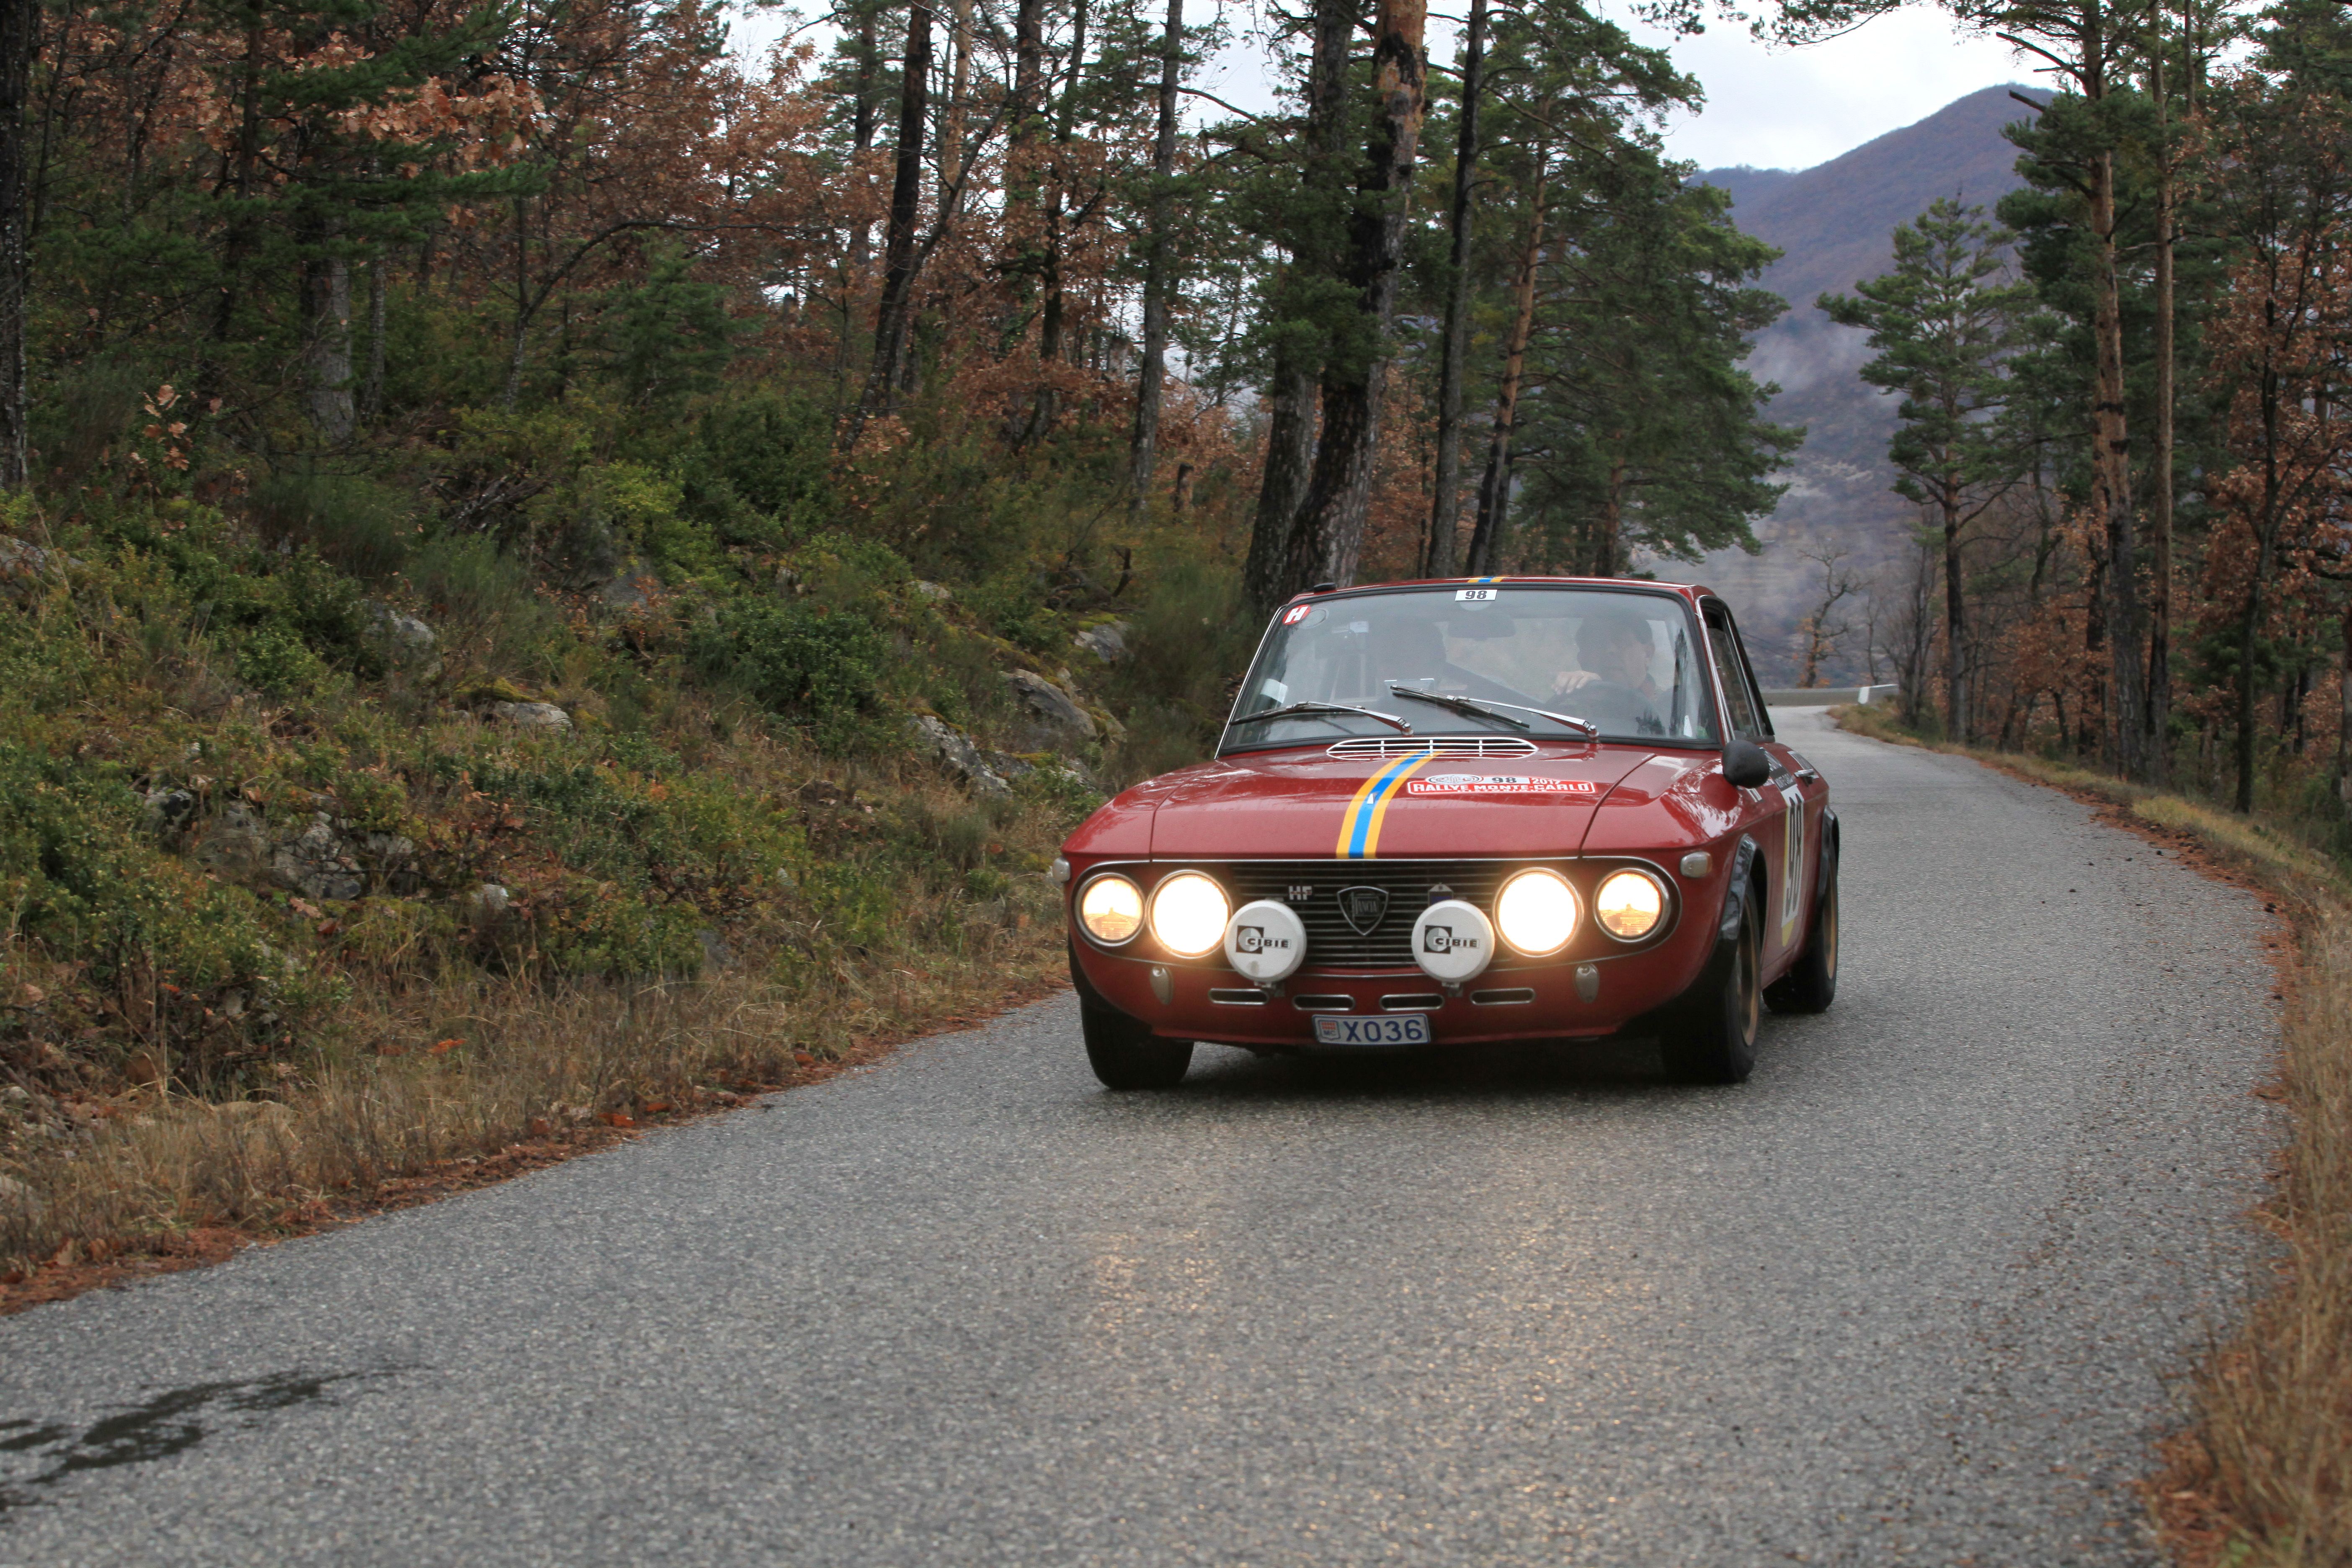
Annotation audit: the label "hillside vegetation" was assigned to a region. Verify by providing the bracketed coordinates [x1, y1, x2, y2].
[0, 383, 1263, 1282]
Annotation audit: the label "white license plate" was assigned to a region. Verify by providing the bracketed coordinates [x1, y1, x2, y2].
[1312, 1014, 1433, 1047]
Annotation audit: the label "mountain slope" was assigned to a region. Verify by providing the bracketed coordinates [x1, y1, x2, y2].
[1692, 83, 2050, 683]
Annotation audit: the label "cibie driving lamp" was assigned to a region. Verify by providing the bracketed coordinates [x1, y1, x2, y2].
[1076, 874, 1144, 945]
[1148, 871, 1230, 959]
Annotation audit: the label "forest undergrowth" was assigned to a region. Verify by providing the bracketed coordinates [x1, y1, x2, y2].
[1835, 701, 2352, 1568]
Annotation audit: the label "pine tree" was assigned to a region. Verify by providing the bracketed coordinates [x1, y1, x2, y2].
[1821, 198, 2031, 740]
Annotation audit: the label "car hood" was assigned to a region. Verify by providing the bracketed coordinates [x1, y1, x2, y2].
[1143, 744, 1659, 861]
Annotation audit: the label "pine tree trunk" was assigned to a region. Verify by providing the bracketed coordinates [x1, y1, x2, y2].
[1282, 0, 1429, 593]
[2236, 379, 2280, 814]
[1244, 368, 1320, 610]
[1422, 0, 1485, 578]
[305, 246, 355, 441]
[1127, 0, 1183, 525]
[1027, 0, 1091, 443]
[2337, 596, 2350, 813]
[1241, 0, 1355, 612]
[1942, 468, 1967, 742]
[941, 0, 973, 205]
[2089, 151, 2144, 776]
[836, 0, 882, 392]
[2149, 31, 2177, 784]
[1464, 164, 1545, 575]
[844, 0, 931, 449]
[0, 0, 29, 488]
[1595, 448, 1624, 577]
[1011, 0, 1044, 148]
[360, 253, 386, 422]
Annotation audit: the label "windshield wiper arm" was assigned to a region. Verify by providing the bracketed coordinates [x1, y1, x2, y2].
[1388, 684, 1597, 737]
[1227, 700, 1413, 734]
[1385, 684, 1529, 730]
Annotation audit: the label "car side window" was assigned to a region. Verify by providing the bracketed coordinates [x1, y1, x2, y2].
[1704, 604, 1769, 741]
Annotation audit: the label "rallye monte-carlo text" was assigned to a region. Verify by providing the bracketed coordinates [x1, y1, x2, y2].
[1054, 578, 1838, 1088]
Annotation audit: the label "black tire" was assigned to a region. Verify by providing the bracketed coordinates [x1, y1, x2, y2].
[1661, 890, 1762, 1085]
[1765, 856, 1838, 1015]
[1081, 994, 1194, 1090]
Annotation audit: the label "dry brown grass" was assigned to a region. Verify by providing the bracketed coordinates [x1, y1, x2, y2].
[0, 913, 1066, 1298]
[2154, 904, 2352, 1568]
[1828, 704, 2352, 1567]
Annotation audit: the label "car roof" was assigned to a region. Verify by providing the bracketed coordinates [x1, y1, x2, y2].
[1287, 576, 1718, 606]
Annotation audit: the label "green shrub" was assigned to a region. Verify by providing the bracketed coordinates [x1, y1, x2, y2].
[250, 468, 416, 580]
[235, 625, 334, 699]
[680, 387, 836, 538]
[692, 597, 890, 753]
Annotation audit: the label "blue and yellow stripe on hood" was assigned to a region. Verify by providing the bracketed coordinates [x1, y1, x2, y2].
[1334, 752, 1434, 859]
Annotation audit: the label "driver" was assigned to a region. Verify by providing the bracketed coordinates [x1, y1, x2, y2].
[1553, 609, 1662, 702]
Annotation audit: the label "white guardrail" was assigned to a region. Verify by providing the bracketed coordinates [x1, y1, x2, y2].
[1759, 684, 1901, 709]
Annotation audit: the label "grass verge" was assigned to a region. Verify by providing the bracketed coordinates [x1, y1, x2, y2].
[1831, 703, 2352, 1566]
[0, 908, 1068, 1315]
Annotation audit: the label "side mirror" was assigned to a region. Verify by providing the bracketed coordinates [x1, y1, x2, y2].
[1723, 739, 1772, 790]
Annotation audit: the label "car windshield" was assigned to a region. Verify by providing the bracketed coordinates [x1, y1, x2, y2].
[1224, 585, 1719, 751]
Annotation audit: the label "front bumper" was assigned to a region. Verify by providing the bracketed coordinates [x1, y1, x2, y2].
[1072, 931, 1714, 1048]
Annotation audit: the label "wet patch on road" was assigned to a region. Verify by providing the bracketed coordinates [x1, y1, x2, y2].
[0, 1369, 400, 1516]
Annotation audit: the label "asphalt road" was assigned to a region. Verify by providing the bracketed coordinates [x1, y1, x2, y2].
[0, 711, 2282, 1567]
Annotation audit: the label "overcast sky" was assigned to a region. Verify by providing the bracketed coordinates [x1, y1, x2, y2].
[735, 2, 2035, 175]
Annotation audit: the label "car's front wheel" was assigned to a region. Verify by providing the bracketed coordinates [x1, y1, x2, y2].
[1081, 994, 1194, 1090]
[1661, 890, 1761, 1085]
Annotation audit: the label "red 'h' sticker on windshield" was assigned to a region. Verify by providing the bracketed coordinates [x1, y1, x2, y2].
[1281, 603, 1312, 625]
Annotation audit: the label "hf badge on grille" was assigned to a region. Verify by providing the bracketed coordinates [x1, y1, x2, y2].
[1337, 886, 1390, 935]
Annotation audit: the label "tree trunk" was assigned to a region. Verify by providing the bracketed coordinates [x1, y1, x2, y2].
[941, 0, 974, 206]
[2338, 596, 2351, 813]
[843, 0, 931, 450]
[2148, 27, 2177, 784]
[0, 0, 28, 487]
[305, 247, 354, 441]
[1027, 0, 1091, 442]
[1942, 469, 1967, 742]
[1281, 0, 1429, 593]
[1595, 447, 1625, 577]
[360, 252, 387, 422]
[835, 1, 882, 392]
[2089, 149, 2144, 775]
[1422, 0, 1485, 578]
[1127, 0, 1183, 525]
[2236, 376, 2280, 815]
[1011, 0, 1044, 148]
[1244, 368, 1321, 609]
[1240, 0, 1355, 612]
[1464, 162, 1545, 575]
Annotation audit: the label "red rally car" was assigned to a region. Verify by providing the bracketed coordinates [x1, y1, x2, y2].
[1053, 577, 1839, 1089]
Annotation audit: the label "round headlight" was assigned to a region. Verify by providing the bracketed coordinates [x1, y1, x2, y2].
[1077, 874, 1144, 945]
[1495, 868, 1580, 957]
[1594, 869, 1666, 940]
[1148, 871, 1230, 958]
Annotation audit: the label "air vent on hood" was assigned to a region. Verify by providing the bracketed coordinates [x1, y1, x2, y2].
[1326, 735, 1539, 760]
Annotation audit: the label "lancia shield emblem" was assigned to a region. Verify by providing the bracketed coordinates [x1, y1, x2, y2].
[1338, 885, 1390, 935]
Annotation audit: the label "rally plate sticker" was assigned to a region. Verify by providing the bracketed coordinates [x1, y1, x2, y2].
[1313, 1015, 1433, 1047]
[1403, 774, 1599, 797]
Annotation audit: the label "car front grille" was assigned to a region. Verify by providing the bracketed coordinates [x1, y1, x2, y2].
[1217, 858, 1530, 969]
[1325, 735, 1538, 760]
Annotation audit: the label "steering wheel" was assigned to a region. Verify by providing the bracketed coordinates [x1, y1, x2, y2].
[1560, 679, 1663, 733]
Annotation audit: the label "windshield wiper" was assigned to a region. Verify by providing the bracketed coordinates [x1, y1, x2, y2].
[1227, 700, 1413, 734]
[1387, 683, 1596, 738]
[1385, 684, 1529, 730]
